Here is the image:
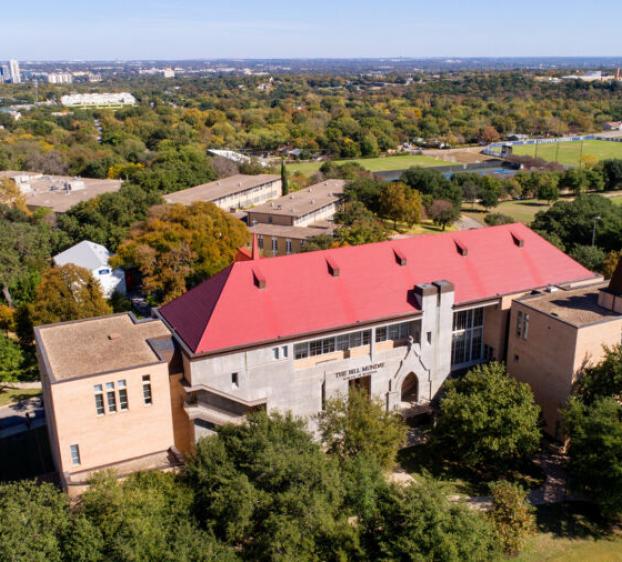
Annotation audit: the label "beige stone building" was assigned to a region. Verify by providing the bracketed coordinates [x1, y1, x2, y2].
[35, 314, 192, 495]
[249, 222, 336, 256]
[507, 277, 622, 436]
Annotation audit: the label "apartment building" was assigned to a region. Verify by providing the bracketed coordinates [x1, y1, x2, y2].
[249, 222, 336, 256]
[38, 224, 615, 491]
[164, 174, 281, 212]
[246, 179, 345, 228]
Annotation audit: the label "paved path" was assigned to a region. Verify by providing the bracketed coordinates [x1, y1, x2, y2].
[456, 214, 484, 230]
[0, 395, 45, 438]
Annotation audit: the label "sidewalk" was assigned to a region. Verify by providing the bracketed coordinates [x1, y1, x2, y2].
[0, 395, 45, 438]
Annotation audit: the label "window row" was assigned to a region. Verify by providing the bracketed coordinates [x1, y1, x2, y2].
[375, 321, 420, 343]
[453, 307, 484, 332]
[294, 329, 372, 360]
[93, 375, 152, 415]
[451, 327, 484, 366]
[516, 310, 529, 340]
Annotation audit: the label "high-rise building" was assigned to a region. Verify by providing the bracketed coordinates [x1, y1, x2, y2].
[8, 59, 21, 84]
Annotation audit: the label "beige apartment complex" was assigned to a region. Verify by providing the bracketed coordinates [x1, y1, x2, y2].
[249, 222, 336, 256]
[36, 225, 622, 492]
[164, 173, 281, 211]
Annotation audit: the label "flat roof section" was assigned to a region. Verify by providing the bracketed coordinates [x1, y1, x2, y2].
[163, 174, 280, 205]
[249, 222, 335, 240]
[0, 171, 123, 213]
[247, 179, 345, 219]
[520, 283, 620, 327]
[36, 314, 171, 382]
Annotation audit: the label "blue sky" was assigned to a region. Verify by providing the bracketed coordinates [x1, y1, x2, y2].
[1, 1, 620, 60]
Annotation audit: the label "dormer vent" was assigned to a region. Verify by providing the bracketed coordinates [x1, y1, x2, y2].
[253, 269, 267, 289]
[326, 257, 340, 277]
[393, 249, 407, 266]
[454, 239, 468, 256]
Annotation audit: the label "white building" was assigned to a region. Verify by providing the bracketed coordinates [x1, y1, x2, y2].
[47, 72, 73, 84]
[60, 92, 136, 108]
[8, 59, 20, 84]
[53, 241, 126, 298]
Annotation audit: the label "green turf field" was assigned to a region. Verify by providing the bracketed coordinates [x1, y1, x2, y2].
[287, 154, 448, 175]
[513, 140, 622, 167]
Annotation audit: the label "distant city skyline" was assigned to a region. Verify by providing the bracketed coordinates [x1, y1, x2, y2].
[1, 0, 621, 60]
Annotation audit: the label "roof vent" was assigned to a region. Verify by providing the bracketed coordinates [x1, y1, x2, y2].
[511, 232, 525, 247]
[326, 257, 340, 277]
[454, 239, 468, 256]
[253, 269, 266, 289]
[108, 333, 121, 341]
[393, 248, 407, 266]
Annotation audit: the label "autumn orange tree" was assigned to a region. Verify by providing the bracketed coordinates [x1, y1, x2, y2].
[30, 264, 112, 326]
[112, 202, 249, 303]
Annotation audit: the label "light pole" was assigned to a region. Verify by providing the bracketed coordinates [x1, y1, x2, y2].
[592, 215, 602, 247]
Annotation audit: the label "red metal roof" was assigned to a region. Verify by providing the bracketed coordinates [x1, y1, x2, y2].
[159, 224, 596, 355]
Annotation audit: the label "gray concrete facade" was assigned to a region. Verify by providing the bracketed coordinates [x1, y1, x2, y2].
[179, 280, 481, 437]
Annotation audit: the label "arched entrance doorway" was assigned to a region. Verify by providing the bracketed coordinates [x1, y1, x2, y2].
[401, 373, 419, 404]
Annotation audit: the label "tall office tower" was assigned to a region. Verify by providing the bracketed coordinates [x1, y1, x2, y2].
[9, 59, 21, 83]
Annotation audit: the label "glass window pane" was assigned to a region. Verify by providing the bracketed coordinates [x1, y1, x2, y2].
[362, 330, 371, 345]
[375, 327, 387, 342]
[310, 340, 323, 356]
[322, 338, 335, 353]
[294, 343, 308, 359]
[336, 335, 349, 350]
[119, 388, 129, 411]
[389, 324, 400, 340]
[473, 308, 484, 327]
[350, 331, 362, 347]
[107, 390, 117, 413]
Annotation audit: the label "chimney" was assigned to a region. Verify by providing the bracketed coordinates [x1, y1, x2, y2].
[326, 257, 340, 277]
[598, 257, 622, 312]
[251, 233, 260, 260]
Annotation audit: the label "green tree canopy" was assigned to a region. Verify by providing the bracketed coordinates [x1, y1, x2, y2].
[184, 412, 360, 561]
[433, 362, 542, 475]
[318, 387, 407, 469]
[563, 397, 622, 518]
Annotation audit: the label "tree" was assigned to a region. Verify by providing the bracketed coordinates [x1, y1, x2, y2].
[603, 250, 622, 279]
[70, 471, 236, 562]
[532, 194, 622, 253]
[0, 178, 30, 214]
[536, 173, 560, 204]
[0, 333, 24, 385]
[433, 362, 542, 475]
[280, 159, 288, 195]
[30, 265, 112, 327]
[0, 481, 71, 562]
[601, 159, 622, 191]
[300, 233, 337, 252]
[343, 177, 384, 214]
[569, 244, 605, 272]
[184, 412, 361, 561]
[426, 199, 459, 230]
[488, 480, 536, 556]
[364, 476, 500, 561]
[112, 202, 249, 303]
[574, 344, 622, 405]
[478, 182, 502, 209]
[0, 215, 53, 307]
[563, 397, 622, 517]
[318, 387, 407, 469]
[379, 182, 422, 228]
[485, 213, 514, 226]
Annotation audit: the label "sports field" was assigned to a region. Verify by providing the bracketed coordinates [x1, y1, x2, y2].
[287, 154, 448, 175]
[513, 140, 622, 167]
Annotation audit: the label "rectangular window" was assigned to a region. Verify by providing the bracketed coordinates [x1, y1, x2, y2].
[516, 311, 524, 337]
[70, 444, 81, 465]
[350, 331, 362, 348]
[286, 239, 292, 254]
[93, 384, 104, 415]
[336, 334, 350, 351]
[272, 238, 278, 255]
[375, 327, 388, 342]
[232, 372, 239, 388]
[118, 380, 128, 411]
[281, 346, 288, 358]
[309, 340, 323, 356]
[142, 375, 152, 405]
[258, 235, 264, 249]
[522, 313, 529, 340]
[106, 382, 117, 413]
[451, 307, 486, 367]
[272, 347, 280, 360]
[294, 342, 309, 359]
[362, 330, 371, 345]
[322, 338, 335, 354]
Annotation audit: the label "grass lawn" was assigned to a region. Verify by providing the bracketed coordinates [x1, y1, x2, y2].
[462, 199, 552, 226]
[287, 154, 448, 176]
[0, 387, 41, 407]
[382, 219, 456, 237]
[513, 140, 622, 167]
[512, 503, 622, 562]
